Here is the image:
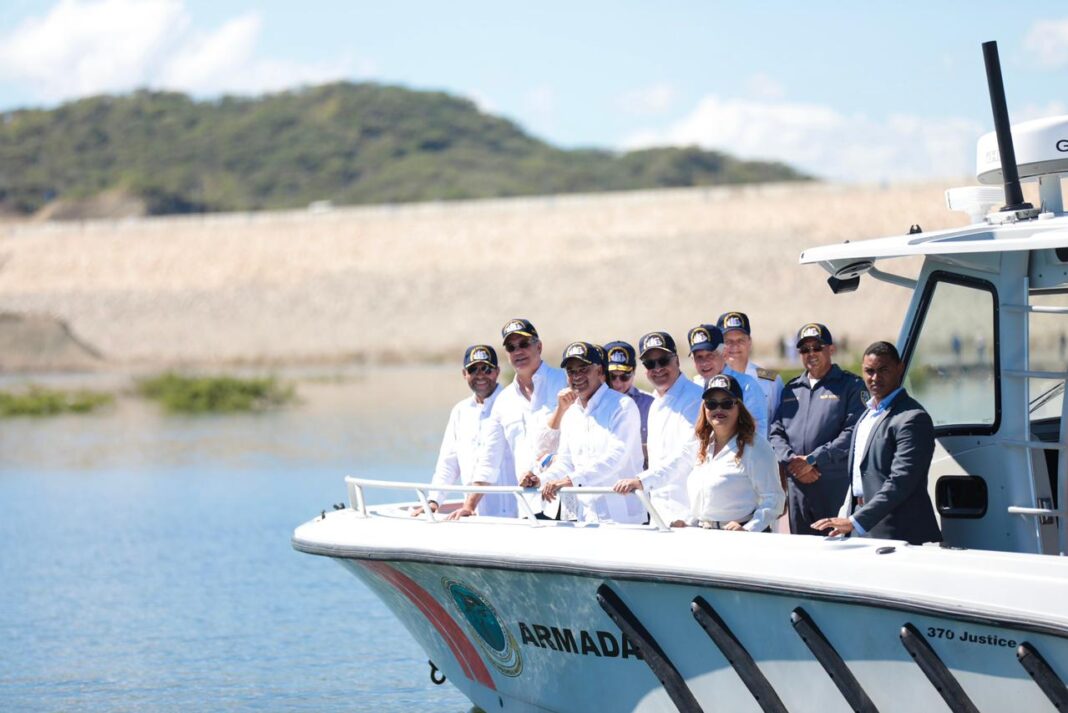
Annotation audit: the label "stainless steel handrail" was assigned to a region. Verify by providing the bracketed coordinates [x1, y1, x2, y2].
[344, 476, 672, 532]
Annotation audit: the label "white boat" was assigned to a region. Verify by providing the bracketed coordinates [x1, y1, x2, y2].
[292, 44, 1068, 712]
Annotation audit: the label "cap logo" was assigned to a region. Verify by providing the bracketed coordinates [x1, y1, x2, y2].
[646, 335, 664, 348]
[709, 375, 730, 390]
[472, 348, 490, 361]
[608, 348, 627, 364]
[504, 320, 526, 334]
[800, 324, 821, 339]
[725, 315, 743, 328]
[690, 329, 709, 345]
[566, 343, 587, 358]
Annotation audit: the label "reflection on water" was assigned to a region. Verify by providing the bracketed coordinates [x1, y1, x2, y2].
[0, 366, 476, 712]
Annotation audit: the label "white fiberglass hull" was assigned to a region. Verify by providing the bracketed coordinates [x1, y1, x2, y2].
[293, 509, 1068, 712]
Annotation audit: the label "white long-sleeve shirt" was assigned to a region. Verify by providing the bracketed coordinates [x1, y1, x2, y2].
[474, 360, 569, 512]
[687, 435, 784, 532]
[637, 376, 704, 523]
[429, 385, 516, 517]
[542, 383, 645, 524]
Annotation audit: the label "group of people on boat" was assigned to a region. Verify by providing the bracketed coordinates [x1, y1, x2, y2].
[414, 314, 942, 545]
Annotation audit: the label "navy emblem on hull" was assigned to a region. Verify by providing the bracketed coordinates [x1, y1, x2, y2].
[443, 579, 523, 677]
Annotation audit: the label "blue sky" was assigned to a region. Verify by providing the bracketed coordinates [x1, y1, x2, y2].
[1, 1, 1066, 181]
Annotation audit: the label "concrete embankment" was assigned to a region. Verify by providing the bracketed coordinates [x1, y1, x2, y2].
[0, 181, 976, 370]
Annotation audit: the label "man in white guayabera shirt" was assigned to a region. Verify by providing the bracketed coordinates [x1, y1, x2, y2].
[474, 318, 569, 517]
[539, 341, 646, 524]
[612, 331, 704, 526]
[411, 345, 516, 519]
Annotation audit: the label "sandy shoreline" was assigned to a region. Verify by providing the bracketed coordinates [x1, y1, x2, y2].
[0, 181, 977, 371]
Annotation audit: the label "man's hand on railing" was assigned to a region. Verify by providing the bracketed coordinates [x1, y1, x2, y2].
[519, 471, 540, 488]
[446, 507, 475, 520]
[613, 478, 643, 494]
[410, 501, 439, 518]
[541, 477, 573, 502]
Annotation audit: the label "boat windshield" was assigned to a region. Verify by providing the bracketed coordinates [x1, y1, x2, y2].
[904, 274, 998, 433]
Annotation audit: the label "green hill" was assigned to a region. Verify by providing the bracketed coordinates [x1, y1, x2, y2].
[0, 82, 810, 216]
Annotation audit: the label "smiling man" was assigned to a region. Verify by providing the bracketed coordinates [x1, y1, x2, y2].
[612, 331, 704, 526]
[604, 340, 653, 467]
[414, 344, 516, 519]
[768, 323, 867, 534]
[474, 318, 569, 517]
[539, 341, 645, 524]
[812, 341, 941, 545]
[687, 323, 768, 437]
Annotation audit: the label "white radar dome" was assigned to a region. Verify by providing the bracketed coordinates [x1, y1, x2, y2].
[976, 115, 1068, 184]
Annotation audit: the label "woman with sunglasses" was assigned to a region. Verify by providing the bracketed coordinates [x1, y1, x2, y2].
[686, 374, 785, 531]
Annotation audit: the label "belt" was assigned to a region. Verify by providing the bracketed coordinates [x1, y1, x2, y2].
[699, 512, 754, 530]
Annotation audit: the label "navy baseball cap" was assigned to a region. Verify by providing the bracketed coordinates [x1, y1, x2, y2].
[687, 324, 724, 354]
[604, 341, 637, 372]
[501, 318, 538, 343]
[717, 311, 751, 336]
[638, 331, 677, 358]
[560, 341, 605, 367]
[702, 373, 744, 400]
[464, 344, 499, 369]
[796, 322, 833, 347]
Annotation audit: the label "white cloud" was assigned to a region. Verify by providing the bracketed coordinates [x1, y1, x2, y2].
[1024, 18, 1068, 68]
[744, 73, 784, 100]
[622, 95, 983, 182]
[0, 0, 361, 103]
[616, 83, 677, 116]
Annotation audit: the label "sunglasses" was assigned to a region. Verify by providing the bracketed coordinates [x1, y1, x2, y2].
[608, 372, 633, 382]
[704, 398, 737, 411]
[466, 364, 495, 376]
[798, 343, 825, 355]
[505, 339, 534, 352]
[642, 356, 673, 370]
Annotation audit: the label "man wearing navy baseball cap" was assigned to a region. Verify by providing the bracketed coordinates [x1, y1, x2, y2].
[604, 340, 653, 467]
[718, 311, 785, 424]
[612, 331, 705, 526]
[414, 344, 517, 519]
[768, 323, 867, 534]
[538, 341, 645, 524]
[686, 323, 768, 438]
[473, 318, 569, 518]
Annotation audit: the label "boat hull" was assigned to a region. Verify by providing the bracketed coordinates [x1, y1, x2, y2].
[329, 551, 1068, 712]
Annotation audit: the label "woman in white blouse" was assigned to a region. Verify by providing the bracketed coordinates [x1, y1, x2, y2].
[686, 374, 785, 532]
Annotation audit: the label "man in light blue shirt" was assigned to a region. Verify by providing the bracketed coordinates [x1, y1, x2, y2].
[687, 323, 768, 437]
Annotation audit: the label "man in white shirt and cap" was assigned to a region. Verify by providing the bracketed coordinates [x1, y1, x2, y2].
[612, 331, 704, 526]
[539, 341, 646, 524]
[413, 345, 516, 519]
[475, 318, 569, 517]
[687, 323, 768, 437]
[718, 311, 784, 422]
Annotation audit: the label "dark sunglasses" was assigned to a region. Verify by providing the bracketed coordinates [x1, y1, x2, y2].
[466, 364, 495, 375]
[642, 356, 673, 370]
[608, 372, 633, 382]
[505, 339, 533, 352]
[704, 398, 737, 411]
[798, 344, 825, 355]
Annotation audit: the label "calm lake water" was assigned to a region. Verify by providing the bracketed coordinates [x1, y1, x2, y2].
[0, 367, 475, 712]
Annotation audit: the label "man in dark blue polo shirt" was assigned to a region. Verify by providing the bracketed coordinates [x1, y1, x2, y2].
[769, 323, 867, 534]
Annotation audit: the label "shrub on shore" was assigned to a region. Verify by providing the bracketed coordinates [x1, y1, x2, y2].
[137, 373, 295, 413]
[0, 387, 113, 416]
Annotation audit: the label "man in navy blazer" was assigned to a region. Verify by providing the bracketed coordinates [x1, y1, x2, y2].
[812, 341, 941, 545]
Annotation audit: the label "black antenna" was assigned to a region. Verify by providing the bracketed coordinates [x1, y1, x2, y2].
[982, 40, 1032, 211]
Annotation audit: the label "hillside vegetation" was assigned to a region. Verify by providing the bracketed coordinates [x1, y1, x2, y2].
[0, 83, 808, 216]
